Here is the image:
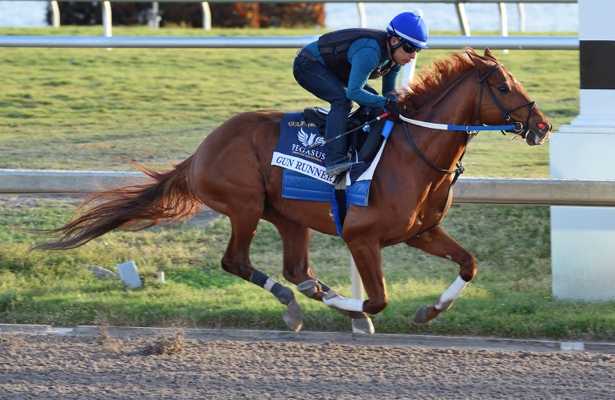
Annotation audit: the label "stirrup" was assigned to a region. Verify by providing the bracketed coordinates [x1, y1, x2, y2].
[325, 161, 352, 177]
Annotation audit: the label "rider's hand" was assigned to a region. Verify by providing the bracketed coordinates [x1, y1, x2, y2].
[385, 98, 402, 121]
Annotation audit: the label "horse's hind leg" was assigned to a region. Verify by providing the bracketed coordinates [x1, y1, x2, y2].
[405, 226, 477, 324]
[263, 209, 374, 334]
[221, 211, 303, 332]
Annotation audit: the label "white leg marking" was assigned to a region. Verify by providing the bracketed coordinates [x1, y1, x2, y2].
[323, 293, 364, 312]
[435, 275, 468, 310]
[263, 278, 277, 292]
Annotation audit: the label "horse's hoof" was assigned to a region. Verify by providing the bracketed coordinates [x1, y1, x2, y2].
[297, 279, 320, 298]
[434, 294, 455, 312]
[283, 300, 303, 332]
[352, 317, 375, 334]
[413, 305, 440, 324]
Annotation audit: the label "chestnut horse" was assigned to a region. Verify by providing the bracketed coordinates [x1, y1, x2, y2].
[33, 48, 551, 334]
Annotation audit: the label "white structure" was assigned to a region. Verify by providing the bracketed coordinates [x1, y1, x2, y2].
[116, 261, 143, 289]
[550, 0, 615, 301]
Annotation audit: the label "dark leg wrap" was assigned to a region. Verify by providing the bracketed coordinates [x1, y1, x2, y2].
[271, 283, 295, 305]
[297, 279, 321, 297]
[250, 269, 269, 288]
[297, 279, 334, 300]
[250, 269, 294, 306]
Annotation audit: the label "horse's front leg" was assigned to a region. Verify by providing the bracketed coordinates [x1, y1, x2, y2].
[405, 226, 477, 324]
[316, 238, 389, 334]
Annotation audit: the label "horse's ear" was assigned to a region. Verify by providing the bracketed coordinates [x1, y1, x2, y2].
[463, 47, 477, 57]
[483, 48, 499, 62]
[466, 48, 490, 74]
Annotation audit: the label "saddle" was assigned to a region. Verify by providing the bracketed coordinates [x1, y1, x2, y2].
[303, 105, 387, 165]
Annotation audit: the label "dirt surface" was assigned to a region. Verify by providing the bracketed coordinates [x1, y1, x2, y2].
[1, 332, 614, 399]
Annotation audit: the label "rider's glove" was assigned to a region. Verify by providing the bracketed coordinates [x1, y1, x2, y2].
[385, 98, 402, 121]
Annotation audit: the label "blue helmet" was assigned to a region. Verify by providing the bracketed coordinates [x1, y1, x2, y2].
[386, 9, 429, 49]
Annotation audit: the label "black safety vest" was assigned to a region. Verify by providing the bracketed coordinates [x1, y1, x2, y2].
[317, 28, 394, 84]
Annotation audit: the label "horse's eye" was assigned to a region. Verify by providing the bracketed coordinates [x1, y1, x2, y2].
[498, 85, 509, 93]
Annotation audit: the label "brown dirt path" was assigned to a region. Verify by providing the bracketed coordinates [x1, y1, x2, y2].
[1, 332, 614, 399]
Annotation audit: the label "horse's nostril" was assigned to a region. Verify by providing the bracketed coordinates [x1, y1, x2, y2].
[537, 122, 548, 131]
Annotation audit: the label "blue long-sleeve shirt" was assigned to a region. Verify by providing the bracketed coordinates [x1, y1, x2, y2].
[303, 37, 401, 108]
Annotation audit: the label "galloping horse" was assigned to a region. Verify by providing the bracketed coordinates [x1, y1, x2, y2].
[33, 48, 551, 334]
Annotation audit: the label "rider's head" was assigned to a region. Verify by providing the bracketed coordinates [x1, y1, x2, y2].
[386, 9, 429, 60]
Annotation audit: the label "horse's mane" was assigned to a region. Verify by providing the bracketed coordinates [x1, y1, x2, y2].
[398, 48, 478, 116]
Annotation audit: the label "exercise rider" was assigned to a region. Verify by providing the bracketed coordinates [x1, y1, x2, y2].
[293, 9, 429, 176]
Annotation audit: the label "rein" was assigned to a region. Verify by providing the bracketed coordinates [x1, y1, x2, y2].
[403, 121, 466, 177]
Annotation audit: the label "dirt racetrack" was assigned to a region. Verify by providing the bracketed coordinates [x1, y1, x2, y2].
[1, 330, 615, 400]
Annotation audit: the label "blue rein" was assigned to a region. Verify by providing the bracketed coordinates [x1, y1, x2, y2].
[399, 115, 516, 133]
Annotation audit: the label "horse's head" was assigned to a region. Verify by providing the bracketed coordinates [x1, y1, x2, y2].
[466, 48, 552, 146]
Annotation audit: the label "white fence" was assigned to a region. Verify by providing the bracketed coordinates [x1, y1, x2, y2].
[1, 170, 614, 207]
[0, 35, 578, 49]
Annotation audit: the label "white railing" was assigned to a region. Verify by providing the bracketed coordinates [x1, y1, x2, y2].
[1, 170, 613, 207]
[0, 35, 578, 49]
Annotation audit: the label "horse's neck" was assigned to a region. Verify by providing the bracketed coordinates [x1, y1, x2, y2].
[418, 69, 479, 127]
[409, 71, 479, 171]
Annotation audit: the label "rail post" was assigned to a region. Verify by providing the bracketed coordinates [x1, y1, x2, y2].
[102, 1, 112, 38]
[147, 2, 161, 29]
[455, 2, 471, 36]
[518, 3, 526, 32]
[499, 2, 509, 53]
[357, 2, 367, 28]
[202, 2, 211, 30]
[549, 0, 615, 301]
[51, 0, 60, 28]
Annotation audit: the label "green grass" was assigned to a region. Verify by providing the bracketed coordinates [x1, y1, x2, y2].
[2, 200, 614, 340]
[1, 27, 603, 340]
[0, 26, 578, 176]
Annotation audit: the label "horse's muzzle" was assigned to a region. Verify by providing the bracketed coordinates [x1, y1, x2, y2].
[526, 120, 552, 146]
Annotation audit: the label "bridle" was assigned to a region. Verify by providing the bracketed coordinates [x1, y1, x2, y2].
[477, 63, 536, 139]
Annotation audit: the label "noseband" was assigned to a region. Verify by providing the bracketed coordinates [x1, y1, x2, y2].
[477, 64, 535, 138]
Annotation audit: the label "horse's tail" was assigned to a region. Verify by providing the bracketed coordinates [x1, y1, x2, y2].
[30, 156, 203, 252]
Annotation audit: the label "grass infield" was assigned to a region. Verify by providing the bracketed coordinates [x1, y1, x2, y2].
[3, 27, 612, 340]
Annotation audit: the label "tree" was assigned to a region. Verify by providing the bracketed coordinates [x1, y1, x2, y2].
[47, 2, 325, 28]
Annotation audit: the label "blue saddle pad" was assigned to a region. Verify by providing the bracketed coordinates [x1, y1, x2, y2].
[282, 169, 373, 207]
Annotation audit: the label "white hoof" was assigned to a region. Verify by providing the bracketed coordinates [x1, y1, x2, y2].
[352, 317, 375, 334]
[283, 300, 303, 332]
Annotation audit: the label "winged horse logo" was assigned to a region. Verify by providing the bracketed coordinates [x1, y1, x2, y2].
[297, 127, 324, 148]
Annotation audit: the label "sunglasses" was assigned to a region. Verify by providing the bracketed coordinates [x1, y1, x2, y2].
[400, 41, 422, 54]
